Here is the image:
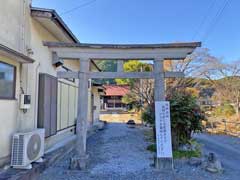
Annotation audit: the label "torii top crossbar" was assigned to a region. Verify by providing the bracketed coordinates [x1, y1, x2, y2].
[44, 41, 201, 79]
[44, 41, 201, 170]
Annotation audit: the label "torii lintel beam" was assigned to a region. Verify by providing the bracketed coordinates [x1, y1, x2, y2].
[57, 71, 184, 79]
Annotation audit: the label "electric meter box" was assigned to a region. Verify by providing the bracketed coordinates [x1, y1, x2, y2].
[20, 94, 31, 109]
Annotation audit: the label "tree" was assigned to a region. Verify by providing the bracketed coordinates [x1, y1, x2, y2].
[165, 48, 240, 118]
[116, 60, 152, 85]
[116, 60, 154, 107]
[201, 60, 240, 117]
[165, 48, 219, 93]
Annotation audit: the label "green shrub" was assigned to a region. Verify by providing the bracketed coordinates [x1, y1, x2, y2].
[141, 106, 155, 125]
[168, 91, 205, 150]
[142, 91, 205, 150]
[146, 144, 156, 152]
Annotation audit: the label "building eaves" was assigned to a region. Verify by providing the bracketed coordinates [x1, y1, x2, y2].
[0, 44, 34, 63]
[31, 7, 79, 43]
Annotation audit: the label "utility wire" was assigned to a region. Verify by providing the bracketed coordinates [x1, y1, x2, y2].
[60, 0, 97, 16]
[202, 0, 232, 43]
[192, 0, 218, 40]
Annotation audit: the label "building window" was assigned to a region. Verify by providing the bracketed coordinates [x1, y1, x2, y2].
[0, 62, 16, 99]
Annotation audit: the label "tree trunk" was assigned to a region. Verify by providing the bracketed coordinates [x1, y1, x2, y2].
[171, 130, 179, 150]
[236, 101, 239, 118]
[153, 126, 156, 140]
[236, 91, 240, 118]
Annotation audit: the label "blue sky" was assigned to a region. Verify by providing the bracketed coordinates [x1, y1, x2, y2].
[33, 0, 239, 62]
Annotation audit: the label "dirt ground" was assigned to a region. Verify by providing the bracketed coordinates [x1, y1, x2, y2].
[100, 110, 142, 124]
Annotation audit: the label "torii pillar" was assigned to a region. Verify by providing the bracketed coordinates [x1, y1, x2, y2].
[70, 59, 90, 169]
[154, 59, 173, 169]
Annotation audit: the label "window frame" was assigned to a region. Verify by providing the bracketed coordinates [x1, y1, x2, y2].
[0, 61, 16, 100]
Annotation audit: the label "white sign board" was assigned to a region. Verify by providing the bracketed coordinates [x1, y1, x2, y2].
[155, 101, 173, 158]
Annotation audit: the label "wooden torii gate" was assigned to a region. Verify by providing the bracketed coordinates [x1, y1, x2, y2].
[44, 42, 201, 170]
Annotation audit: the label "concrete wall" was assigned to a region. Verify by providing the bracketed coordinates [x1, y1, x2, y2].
[0, 0, 31, 166]
[0, 56, 21, 165]
[0, 0, 31, 53]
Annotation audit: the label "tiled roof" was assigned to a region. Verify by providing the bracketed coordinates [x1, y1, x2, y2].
[104, 85, 130, 96]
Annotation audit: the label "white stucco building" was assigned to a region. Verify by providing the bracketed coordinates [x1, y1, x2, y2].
[0, 0, 102, 167]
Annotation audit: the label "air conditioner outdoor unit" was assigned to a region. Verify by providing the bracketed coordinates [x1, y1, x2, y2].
[11, 129, 45, 169]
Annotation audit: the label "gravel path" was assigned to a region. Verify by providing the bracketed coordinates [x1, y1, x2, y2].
[39, 123, 237, 180]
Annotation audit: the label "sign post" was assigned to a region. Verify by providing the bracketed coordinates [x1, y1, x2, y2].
[155, 101, 173, 168]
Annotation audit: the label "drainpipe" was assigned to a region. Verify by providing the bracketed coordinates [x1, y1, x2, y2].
[17, 63, 24, 132]
[34, 63, 40, 129]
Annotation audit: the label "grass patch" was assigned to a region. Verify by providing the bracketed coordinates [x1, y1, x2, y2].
[146, 143, 201, 159]
[147, 144, 156, 152]
[173, 150, 201, 159]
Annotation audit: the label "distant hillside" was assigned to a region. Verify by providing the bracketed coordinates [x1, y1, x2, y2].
[94, 60, 117, 84]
